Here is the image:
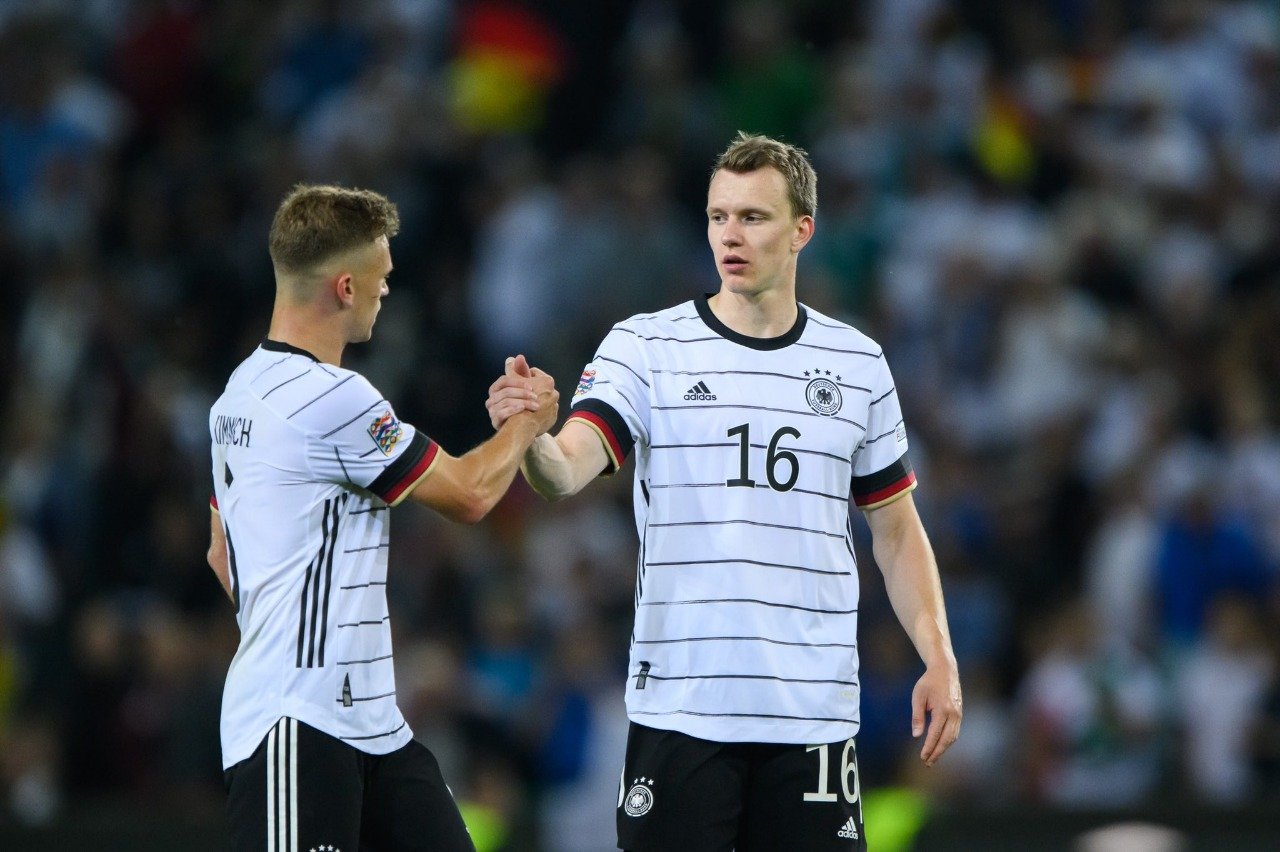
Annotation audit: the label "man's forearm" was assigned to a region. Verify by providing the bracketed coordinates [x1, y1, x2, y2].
[212, 564, 234, 603]
[522, 434, 582, 500]
[468, 414, 543, 502]
[432, 413, 543, 522]
[872, 510, 956, 669]
[208, 513, 234, 604]
[521, 430, 605, 500]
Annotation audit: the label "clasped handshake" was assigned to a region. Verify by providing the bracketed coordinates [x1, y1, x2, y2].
[485, 354, 559, 435]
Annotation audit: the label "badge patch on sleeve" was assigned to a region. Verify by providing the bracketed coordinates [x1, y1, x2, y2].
[575, 369, 597, 397]
[368, 410, 403, 455]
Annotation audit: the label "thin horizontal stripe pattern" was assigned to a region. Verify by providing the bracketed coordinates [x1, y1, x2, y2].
[653, 402, 866, 431]
[650, 442, 853, 464]
[214, 344, 413, 764]
[625, 312, 699, 322]
[792, 341, 881, 357]
[337, 616, 390, 628]
[632, 635, 857, 649]
[646, 673, 858, 686]
[343, 543, 389, 553]
[648, 518, 846, 539]
[337, 690, 396, 703]
[641, 598, 857, 615]
[655, 367, 872, 393]
[868, 387, 896, 406]
[613, 327, 721, 344]
[632, 709, 852, 724]
[340, 722, 407, 740]
[863, 420, 905, 445]
[565, 298, 898, 746]
[337, 653, 392, 666]
[648, 481, 847, 502]
[646, 557, 850, 576]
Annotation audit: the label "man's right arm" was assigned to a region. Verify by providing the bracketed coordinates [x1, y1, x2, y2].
[406, 361, 558, 523]
[519, 422, 610, 500]
[405, 407, 553, 523]
[485, 357, 611, 501]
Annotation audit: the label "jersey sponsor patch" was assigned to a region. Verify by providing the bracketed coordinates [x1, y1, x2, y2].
[575, 368, 597, 397]
[368, 410, 403, 455]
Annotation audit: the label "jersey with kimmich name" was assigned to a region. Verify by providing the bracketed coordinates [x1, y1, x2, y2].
[567, 296, 916, 746]
[209, 340, 438, 769]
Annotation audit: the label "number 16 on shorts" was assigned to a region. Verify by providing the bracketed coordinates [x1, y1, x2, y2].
[806, 738, 862, 841]
[805, 738, 860, 805]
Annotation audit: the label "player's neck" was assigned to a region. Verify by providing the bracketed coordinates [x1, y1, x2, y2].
[267, 303, 346, 366]
[708, 286, 798, 339]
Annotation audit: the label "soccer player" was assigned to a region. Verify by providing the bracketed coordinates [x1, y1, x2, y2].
[486, 134, 962, 850]
[208, 185, 556, 852]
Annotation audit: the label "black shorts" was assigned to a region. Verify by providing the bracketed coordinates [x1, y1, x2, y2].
[224, 717, 475, 852]
[616, 723, 866, 852]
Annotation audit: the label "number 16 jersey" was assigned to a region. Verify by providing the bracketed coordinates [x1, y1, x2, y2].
[567, 296, 917, 746]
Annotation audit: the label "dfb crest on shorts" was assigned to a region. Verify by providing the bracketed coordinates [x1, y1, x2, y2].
[368, 410, 402, 455]
[805, 376, 842, 416]
[623, 777, 654, 817]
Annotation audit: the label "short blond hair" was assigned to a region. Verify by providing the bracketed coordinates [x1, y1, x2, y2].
[713, 132, 817, 218]
[268, 184, 400, 275]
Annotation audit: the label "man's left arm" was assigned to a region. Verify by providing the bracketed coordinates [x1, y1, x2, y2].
[207, 508, 234, 604]
[864, 492, 962, 766]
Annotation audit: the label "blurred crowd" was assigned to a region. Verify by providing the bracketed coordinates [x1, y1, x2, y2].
[2, 0, 1280, 847]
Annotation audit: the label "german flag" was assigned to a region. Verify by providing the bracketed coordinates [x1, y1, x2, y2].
[449, 2, 566, 133]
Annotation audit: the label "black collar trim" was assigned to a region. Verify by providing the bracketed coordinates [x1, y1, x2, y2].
[695, 294, 807, 351]
[261, 338, 320, 362]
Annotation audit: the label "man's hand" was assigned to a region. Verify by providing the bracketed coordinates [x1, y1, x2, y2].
[912, 662, 962, 766]
[486, 354, 558, 435]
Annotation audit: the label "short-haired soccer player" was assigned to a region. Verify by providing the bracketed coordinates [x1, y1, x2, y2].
[209, 185, 555, 851]
[487, 134, 962, 850]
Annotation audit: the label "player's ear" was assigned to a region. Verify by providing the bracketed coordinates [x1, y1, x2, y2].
[792, 215, 815, 253]
[334, 272, 355, 307]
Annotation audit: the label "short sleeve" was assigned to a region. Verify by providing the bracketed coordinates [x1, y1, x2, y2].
[304, 374, 439, 506]
[850, 355, 916, 509]
[564, 325, 651, 474]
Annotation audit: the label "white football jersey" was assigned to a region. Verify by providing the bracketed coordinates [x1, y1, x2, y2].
[210, 341, 438, 768]
[568, 297, 916, 745]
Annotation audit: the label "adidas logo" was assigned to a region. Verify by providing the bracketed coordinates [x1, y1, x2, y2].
[837, 817, 859, 840]
[684, 381, 717, 401]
